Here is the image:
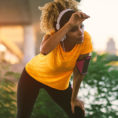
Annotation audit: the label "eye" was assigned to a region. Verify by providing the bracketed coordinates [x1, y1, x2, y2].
[80, 24, 84, 28]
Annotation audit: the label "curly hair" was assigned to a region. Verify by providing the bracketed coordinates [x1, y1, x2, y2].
[39, 0, 80, 33]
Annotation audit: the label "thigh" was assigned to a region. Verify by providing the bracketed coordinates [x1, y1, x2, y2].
[16, 69, 41, 118]
[45, 83, 85, 118]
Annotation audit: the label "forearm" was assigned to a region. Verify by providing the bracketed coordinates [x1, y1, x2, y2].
[71, 74, 84, 101]
[40, 23, 72, 54]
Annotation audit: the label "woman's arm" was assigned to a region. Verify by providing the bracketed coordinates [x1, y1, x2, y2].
[40, 23, 72, 55]
[71, 53, 91, 113]
[71, 53, 91, 101]
[40, 12, 89, 55]
[71, 65, 85, 102]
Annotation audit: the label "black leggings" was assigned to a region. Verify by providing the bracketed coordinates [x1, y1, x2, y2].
[16, 68, 85, 118]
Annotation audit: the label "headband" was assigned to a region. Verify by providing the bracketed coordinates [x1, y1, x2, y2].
[56, 9, 74, 30]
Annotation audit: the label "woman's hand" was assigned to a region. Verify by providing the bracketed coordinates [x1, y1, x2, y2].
[71, 98, 85, 114]
[67, 11, 90, 28]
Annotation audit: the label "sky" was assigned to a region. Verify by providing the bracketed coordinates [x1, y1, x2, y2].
[79, 0, 118, 51]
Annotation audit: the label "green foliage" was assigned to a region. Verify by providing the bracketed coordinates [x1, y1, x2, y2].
[5, 71, 20, 80]
[81, 52, 118, 118]
[0, 52, 118, 118]
[0, 63, 20, 118]
[105, 54, 118, 62]
[0, 78, 16, 118]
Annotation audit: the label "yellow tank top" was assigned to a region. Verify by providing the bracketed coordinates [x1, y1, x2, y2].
[25, 31, 93, 90]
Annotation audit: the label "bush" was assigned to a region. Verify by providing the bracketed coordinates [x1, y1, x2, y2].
[0, 63, 20, 118]
[1, 52, 118, 118]
[0, 79, 16, 118]
[80, 52, 118, 118]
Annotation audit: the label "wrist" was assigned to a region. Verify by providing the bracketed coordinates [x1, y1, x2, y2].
[65, 22, 73, 31]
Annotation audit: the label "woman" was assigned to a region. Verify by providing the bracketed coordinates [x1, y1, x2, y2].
[16, 0, 93, 118]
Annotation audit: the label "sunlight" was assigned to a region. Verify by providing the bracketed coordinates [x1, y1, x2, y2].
[79, 0, 118, 51]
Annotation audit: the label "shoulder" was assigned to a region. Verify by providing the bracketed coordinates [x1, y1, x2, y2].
[43, 30, 56, 40]
[78, 31, 93, 55]
[82, 31, 92, 44]
[84, 31, 92, 39]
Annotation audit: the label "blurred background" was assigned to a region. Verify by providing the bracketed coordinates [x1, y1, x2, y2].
[0, 0, 118, 70]
[0, 0, 118, 118]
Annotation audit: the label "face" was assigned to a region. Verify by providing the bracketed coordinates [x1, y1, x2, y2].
[66, 24, 84, 44]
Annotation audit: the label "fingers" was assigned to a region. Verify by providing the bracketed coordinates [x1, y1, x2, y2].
[71, 100, 85, 115]
[75, 11, 90, 20]
[75, 100, 85, 114]
[68, 11, 90, 27]
[81, 12, 90, 19]
[76, 101, 83, 110]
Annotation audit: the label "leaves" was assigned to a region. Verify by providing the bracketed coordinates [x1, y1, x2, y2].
[0, 78, 16, 118]
[0, 63, 19, 118]
[81, 52, 118, 118]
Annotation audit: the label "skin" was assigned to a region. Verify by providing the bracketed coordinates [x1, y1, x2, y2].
[60, 23, 84, 52]
[40, 11, 90, 55]
[62, 24, 90, 115]
[60, 11, 89, 52]
[40, 11, 91, 115]
[71, 53, 90, 115]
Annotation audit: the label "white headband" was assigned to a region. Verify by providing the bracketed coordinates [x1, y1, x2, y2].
[56, 9, 74, 30]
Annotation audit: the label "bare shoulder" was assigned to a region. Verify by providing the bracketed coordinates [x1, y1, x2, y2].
[40, 34, 51, 46]
[43, 34, 51, 41]
[40, 34, 51, 52]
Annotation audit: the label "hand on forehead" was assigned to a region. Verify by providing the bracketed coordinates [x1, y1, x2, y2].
[74, 11, 90, 19]
[72, 11, 90, 24]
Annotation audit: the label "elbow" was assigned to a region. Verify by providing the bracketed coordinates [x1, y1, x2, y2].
[40, 46, 49, 55]
[77, 74, 85, 81]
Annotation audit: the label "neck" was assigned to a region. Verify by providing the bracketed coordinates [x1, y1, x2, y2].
[60, 37, 77, 52]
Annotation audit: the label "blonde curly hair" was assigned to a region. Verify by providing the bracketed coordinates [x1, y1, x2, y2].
[39, 0, 80, 33]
